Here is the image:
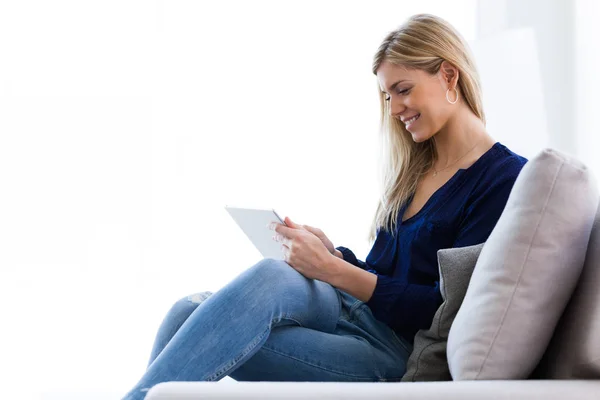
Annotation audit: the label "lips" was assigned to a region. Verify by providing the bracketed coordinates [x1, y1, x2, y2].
[404, 113, 420, 127]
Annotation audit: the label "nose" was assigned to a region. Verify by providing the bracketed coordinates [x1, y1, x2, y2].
[390, 100, 406, 119]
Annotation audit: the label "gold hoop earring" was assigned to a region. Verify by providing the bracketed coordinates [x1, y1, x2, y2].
[446, 88, 459, 104]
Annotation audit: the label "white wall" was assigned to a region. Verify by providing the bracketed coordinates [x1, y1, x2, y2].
[477, 0, 575, 156]
[477, 0, 600, 169]
[574, 0, 600, 172]
[0, 1, 476, 398]
[469, 27, 549, 160]
[477, 0, 600, 189]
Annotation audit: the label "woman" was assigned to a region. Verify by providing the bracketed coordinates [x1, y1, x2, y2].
[122, 13, 528, 399]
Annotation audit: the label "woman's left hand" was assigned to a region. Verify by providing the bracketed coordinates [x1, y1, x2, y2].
[269, 217, 337, 282]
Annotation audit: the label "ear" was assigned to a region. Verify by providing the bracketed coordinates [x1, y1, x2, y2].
[439, 60, 460, 90]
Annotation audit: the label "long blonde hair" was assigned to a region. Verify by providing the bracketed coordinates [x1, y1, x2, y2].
[368, 13, 485, 243]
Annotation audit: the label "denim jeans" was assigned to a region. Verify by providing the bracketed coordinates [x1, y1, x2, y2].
[122, 258, 413, 400]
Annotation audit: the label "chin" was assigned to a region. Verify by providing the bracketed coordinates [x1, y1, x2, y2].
[409, 130, 431, 143]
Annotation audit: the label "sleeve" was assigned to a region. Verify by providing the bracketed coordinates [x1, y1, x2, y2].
[335, 246, 371, 271]
[365, 159, 526, 337]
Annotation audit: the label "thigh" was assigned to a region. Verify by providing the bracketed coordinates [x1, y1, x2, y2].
[341, 290, 413, 366]
[147, 291, 214, 367]
[209, 258, 342, 334]
[228, 290, 412, 382]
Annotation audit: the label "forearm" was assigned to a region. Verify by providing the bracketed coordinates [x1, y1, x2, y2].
[325, 255, 378, 303]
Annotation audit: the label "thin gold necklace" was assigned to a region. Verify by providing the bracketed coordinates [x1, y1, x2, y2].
[432, 138, 484, 177]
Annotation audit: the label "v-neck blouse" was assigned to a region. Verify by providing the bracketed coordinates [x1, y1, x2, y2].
[335, 142, 528, 343]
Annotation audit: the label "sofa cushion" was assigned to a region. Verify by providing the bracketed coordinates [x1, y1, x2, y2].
[447, 148, 599, 380]
[402, 243, 484, 382]
[534, 201, 600, 379]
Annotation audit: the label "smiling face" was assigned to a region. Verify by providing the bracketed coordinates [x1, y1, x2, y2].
[376, 60, 458, 143]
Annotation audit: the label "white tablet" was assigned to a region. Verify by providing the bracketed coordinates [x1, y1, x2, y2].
[224, 205, 289, 260]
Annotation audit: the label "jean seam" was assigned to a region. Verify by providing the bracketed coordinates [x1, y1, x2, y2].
[385, 327, 411, 355]
[280, 313, 304, 328]
[348, 307, 389, 378]
[204, 325, 272, 381]
[348, 299, 364, 315]
[259, 343, 377, 381]
[354, 302, 411, 356]
[205, 315, 303, 382]
[349, 305, 369, 327]
[350, 306, 410, 378]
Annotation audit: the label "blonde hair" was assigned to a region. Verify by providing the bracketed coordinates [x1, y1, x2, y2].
[368, 13, 485, 243]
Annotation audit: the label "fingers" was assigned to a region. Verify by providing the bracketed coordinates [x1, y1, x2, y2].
[280, 242, 290, 260]
[304, 225, 323, 236]
[284, 216, 301, 229]
[272, 223, 298, 238]
[273, 233, 292, 247]
[303, 224, 316, 232]
[285, 217, 309, 232]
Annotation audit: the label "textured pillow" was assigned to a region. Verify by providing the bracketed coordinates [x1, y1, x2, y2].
[447, 148, 599, 380]
[402, 243, 485, 382]
[533, 202, 600, 379]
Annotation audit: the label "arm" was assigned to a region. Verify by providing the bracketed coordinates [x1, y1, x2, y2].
[335, 246, 370, 270]
[328, 248, 443, 333]
[326, 255, 443, 335]
[352, 163, 525, 336]
[333, 248, 344, 259]
[326, 256, 378, 302]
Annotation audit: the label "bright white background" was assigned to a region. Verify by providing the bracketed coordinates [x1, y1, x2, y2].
[16, 0, 597, 398]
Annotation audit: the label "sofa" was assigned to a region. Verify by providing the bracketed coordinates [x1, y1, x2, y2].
[144, 148, 600, 399]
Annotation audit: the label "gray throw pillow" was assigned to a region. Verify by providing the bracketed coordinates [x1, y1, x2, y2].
[402, 243, 485, 382]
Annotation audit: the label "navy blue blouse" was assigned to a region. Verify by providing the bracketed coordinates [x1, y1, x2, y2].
[336, 142, 528, 343]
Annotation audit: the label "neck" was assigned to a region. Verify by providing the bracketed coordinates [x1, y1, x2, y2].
[432, 106, 491, 167]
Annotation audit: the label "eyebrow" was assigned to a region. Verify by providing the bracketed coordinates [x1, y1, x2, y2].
[381, 79, 409, 93]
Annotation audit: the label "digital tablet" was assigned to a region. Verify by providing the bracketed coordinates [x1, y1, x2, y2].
[224, 205, 289, 260]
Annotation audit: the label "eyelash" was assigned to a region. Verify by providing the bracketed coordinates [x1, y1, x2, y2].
[384, 88, 410, 101]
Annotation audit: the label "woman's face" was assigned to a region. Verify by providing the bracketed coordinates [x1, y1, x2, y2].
[376, 60, 457, 142]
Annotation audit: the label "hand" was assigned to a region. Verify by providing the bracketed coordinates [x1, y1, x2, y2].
[283, 217, 336, 255]
[269, 216, 337, 282]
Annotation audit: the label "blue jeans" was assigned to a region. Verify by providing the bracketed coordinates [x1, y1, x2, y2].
[122, 258, 412, 400]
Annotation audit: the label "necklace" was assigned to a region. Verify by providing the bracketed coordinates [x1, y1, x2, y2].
[432, 138, 485, 177]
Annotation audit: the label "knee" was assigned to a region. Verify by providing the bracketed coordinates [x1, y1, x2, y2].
[212, 259, 304, 306]
[249, 258, 298, 283]
[168, 291, 213, 316]
[155, 295, 203, 333]
[239, 258, 307, 298]
[186, 291, 213, 305]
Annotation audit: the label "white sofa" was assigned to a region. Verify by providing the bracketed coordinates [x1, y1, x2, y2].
[145, 149, 600, 399]
[145, 380, 600, 399]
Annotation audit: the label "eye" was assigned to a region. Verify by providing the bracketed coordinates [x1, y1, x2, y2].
[383, 88, 411, 101]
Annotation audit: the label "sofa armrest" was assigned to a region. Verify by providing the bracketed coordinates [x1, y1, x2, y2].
[145, 380, 600, 400]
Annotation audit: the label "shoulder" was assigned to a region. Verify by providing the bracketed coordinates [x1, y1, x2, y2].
[488, 142, 528, 172]
[495, 142, 529, 171]
[475, 143, 528, 188]
[463, 143, 528, 208]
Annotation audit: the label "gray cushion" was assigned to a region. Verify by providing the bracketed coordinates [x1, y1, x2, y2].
[534, 202, 600, 379]
[402, 243, 485, 382]
[447, 148, 599, 380]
